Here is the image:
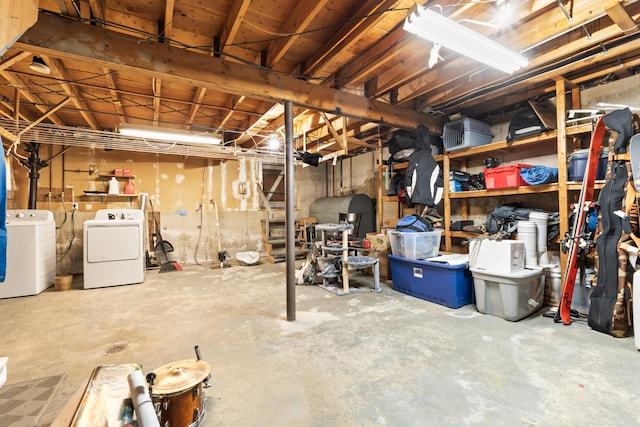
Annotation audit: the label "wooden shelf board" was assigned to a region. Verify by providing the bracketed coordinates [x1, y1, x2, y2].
[447, 130, 559, 160]
[449, 183, 559, 198]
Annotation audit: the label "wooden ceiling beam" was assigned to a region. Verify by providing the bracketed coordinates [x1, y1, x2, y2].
[0, 104, 14, 120]
[456, 37, 640, 116]
[218, 95, 246, 129]
[5, 70, 250, 119]
[187, 87, 207, 125]
[335, 28, 410, 89]
[0, 51, 31, 72]
[102, 67, 125, 122]
[42, 56, 100, 129]
[0, 99, 31, 122]
[302, 0, 399, 77]
[463, 53, 640, 117]
[220, 0, 252, 50]
[321, 112, 347, 151]
[378, 0, 624, 104]
[153, 78, 162, 125]
[0, 0, 38, 56]
[16, 12, 438, 131]
[56, 0, 81, 18]
[163, 0, 176, 42]
[0, 97, 71, 144]
[412, 5, 640, 112]
[266, 0, 331, 68]
[335, 0, 497, 89]
[0, 70, 66, 126]
[606, 3, 639, 34]
[88, 0, 105, 25]
[213, 0, 251, 131]
[18, 97, 70, 136]
[78, 0, 91, 20]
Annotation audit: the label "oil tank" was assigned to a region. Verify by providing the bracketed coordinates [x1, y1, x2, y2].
[309, 194, 374, 238]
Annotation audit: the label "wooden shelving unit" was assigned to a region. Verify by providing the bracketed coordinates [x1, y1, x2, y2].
[379, 79, 596, 277]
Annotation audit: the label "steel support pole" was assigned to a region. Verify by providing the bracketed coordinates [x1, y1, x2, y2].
[285, 101, 296, 321]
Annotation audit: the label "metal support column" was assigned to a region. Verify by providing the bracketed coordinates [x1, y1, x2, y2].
[285, 101, 296, 321]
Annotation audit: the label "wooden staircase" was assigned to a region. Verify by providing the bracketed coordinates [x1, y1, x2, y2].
[261, 219, 309, 263]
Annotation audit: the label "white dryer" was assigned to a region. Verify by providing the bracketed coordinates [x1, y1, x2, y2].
[83, 209, 145, 289]
[0, 210, 55, 299]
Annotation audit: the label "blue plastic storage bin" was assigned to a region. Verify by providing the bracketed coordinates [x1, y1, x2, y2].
[568, 148, 608, 181]
[389, 255, 475, 308]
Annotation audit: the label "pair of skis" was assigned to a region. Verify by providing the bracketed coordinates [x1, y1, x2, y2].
[555, 117, 606, 324]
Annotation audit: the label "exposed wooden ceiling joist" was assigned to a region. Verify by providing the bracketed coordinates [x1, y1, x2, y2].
[265, 0, 331, 68]
[14, 12, 436, 132]
[1, 0, 638, 160]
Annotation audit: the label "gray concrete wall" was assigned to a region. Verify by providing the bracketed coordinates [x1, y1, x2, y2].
[52, 156, 329, 275]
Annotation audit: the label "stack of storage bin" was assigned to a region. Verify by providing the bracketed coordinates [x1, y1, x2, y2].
[388, 229, 475, 309]
[469, 239, 545, 321]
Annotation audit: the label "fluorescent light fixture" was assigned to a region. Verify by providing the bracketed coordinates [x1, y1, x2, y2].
[118, 123, 221, 145]
[404, 6, 528, 74]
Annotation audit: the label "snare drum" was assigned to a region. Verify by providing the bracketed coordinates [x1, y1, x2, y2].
[149, 359, 211, 427]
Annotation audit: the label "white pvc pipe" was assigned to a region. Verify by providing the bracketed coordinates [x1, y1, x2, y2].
[529, 212, 549, 265]
[517, 220, 538, 267]
[127, 370, 160, 427]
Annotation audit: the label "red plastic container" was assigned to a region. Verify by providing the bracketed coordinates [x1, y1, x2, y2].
[483, 163, 532, 189]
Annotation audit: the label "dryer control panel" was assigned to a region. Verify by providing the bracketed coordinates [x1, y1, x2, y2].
[94, 209, 144, 221]
[6, 209, 54, 224]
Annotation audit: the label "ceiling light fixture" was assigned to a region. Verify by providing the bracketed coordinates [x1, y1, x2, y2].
[403, 5, 528, 74]
[266, 134, 280, 150]
[117, 123, 221, 145]
[29, 56, 51, 75]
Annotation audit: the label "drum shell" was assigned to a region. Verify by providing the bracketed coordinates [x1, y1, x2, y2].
[153, 382, 205, 427]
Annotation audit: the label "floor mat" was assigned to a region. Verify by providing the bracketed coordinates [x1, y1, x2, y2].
[0, 374, 66, 427]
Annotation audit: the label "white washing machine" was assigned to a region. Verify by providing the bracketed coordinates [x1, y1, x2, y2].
[0, 210, 55, 299]
[83, 209, 145, 289]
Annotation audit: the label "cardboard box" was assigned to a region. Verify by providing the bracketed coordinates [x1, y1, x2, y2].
[366, 232, 391, 279]
[381, 198, 400, 227]
[366, 232, 390, 252]
[382, 218, 399, 227]
[378, 251, 391, 280]
[469, 239, 525, 275]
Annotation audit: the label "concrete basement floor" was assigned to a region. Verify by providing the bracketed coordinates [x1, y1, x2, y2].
[0, 262, 639, 426]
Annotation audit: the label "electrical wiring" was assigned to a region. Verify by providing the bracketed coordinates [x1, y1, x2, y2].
[0, 87, 287, 143]
[432, 30, 640, 112]
[36, 8, 408, 86]
[141, 138, 178, 152]
[2, 75, 272, 123]
[221, 8, 410, 48]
